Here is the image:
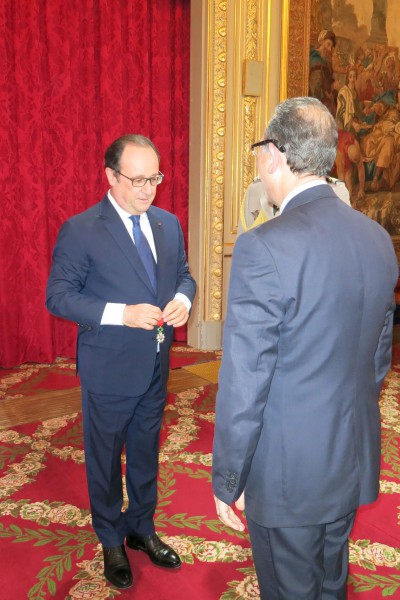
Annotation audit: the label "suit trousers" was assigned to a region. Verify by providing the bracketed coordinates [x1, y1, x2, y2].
[81, 354, 166, 547]
[247, 510, 356, 600]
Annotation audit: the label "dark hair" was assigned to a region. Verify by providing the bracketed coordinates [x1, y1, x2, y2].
[104, 134, 160, 172]
[265, 96, 338, 177]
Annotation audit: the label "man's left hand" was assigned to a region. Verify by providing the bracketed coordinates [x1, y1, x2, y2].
[214, 494, 246, 532]
[163, 300, 189, 327]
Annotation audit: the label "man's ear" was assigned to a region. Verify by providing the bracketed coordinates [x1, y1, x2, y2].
[267, 143, 282, 174]
[105, 167, 117, 187]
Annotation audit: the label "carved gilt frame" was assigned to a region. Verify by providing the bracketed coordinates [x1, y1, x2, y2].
[280, 0, 311, 100]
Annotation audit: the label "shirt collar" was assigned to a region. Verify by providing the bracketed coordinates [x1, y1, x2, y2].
[107, 190, 149, 224]
[280, 180, 328, 213]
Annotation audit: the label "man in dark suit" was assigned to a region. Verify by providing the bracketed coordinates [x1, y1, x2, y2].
[46, 134, 196, 590]
[212, 97, 398, 599]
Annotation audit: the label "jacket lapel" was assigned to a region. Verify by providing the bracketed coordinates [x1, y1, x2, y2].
[147, 208, 166, 298]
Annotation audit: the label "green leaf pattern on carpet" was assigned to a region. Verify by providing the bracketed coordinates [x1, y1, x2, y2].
[0, 355, 399, 598]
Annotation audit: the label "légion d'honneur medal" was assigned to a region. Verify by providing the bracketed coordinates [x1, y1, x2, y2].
[156, 319, 165, 343]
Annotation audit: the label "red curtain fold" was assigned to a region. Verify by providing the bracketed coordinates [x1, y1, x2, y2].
[0, 0, 190, 367]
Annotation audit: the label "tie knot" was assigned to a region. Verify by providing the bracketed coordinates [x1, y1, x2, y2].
[130, 215, 140, 227]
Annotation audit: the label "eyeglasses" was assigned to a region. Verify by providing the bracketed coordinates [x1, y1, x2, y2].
[116, 171, 165, 187]
[251, 139, 286, 156]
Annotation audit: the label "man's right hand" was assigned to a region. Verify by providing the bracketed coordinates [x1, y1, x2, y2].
[123, 304, 163, 330]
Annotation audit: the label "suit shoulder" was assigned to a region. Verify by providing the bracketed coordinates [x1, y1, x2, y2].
[65, 198, 106, 225]
[235, 222, 275, 251]
[347, 204, 393, 238]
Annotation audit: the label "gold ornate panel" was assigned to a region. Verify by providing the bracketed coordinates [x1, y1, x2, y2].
[204, 0, 228, 323]
[204, 0, 272, 323]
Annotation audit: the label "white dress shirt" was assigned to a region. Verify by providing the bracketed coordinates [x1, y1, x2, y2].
[101, 191, 191, 325]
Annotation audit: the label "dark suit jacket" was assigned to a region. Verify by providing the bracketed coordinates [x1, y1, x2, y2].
[46, 196, 196, 396]
[213, 185, 398, 528]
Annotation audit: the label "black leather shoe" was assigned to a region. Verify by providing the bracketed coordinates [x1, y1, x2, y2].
[126, 533, 181, 569]
[103, 545, 133, 589]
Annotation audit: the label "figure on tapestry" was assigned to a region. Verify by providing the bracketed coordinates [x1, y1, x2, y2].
[307, 0, 400, 234]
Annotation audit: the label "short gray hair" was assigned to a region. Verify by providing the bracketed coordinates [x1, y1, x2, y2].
[265, 97, 338, 177]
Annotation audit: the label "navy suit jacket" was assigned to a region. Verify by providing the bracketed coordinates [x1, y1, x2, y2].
[213, 185, 398, 528]
[46, 196, 196, 396]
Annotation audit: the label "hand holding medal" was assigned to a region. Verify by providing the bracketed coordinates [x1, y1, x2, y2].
[160, 299, 190, 333]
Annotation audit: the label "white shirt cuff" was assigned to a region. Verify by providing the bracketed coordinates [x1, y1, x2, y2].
[101, 303, 126, 325]
[174, 293, 191, 313]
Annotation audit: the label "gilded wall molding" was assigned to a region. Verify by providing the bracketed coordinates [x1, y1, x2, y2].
[281, 0, 311, 99]
[205, 0, 227, 322]
[188, 0, 280, 346]
[245, 0, 258, 59]
[243, 0, 259, 196]
[205, 0, 270, 323]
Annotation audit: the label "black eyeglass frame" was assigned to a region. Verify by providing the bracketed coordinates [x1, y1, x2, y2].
[251, 139, 286, 155]
[116, 170, 165, 187]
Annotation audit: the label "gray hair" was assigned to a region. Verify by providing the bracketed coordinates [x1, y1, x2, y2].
[104, 134, 160, 172]
[265, 97, 338, 177]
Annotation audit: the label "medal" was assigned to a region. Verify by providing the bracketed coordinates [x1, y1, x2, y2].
[156, 318, 165, 344]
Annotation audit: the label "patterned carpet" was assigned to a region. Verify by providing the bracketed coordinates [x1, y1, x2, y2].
[0, 347, 399, 598]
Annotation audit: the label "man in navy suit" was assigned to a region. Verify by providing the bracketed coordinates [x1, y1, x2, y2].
[46, 135, 196, 590]
[212, 97, 398, 599]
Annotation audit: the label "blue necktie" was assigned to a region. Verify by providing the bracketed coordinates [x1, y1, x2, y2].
[130, 215, 157, 293]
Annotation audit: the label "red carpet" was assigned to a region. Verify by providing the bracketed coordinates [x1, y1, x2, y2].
[0, 347, 399, 599]
[0, 346, 221, 405]
[170, 344, 222, 369]
[0, 357, 80, 402]
[347, 365, 400, 597]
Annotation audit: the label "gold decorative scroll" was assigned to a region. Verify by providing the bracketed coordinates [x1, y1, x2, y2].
[245, 0, 258, 59]
[230, 0, 267, 237]
[205, 0, 227, 322]
[242, 0, 259, 194]
[205, 0, 272, 321]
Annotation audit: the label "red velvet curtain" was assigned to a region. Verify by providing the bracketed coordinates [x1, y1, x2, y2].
[0, 0, 190, 368]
